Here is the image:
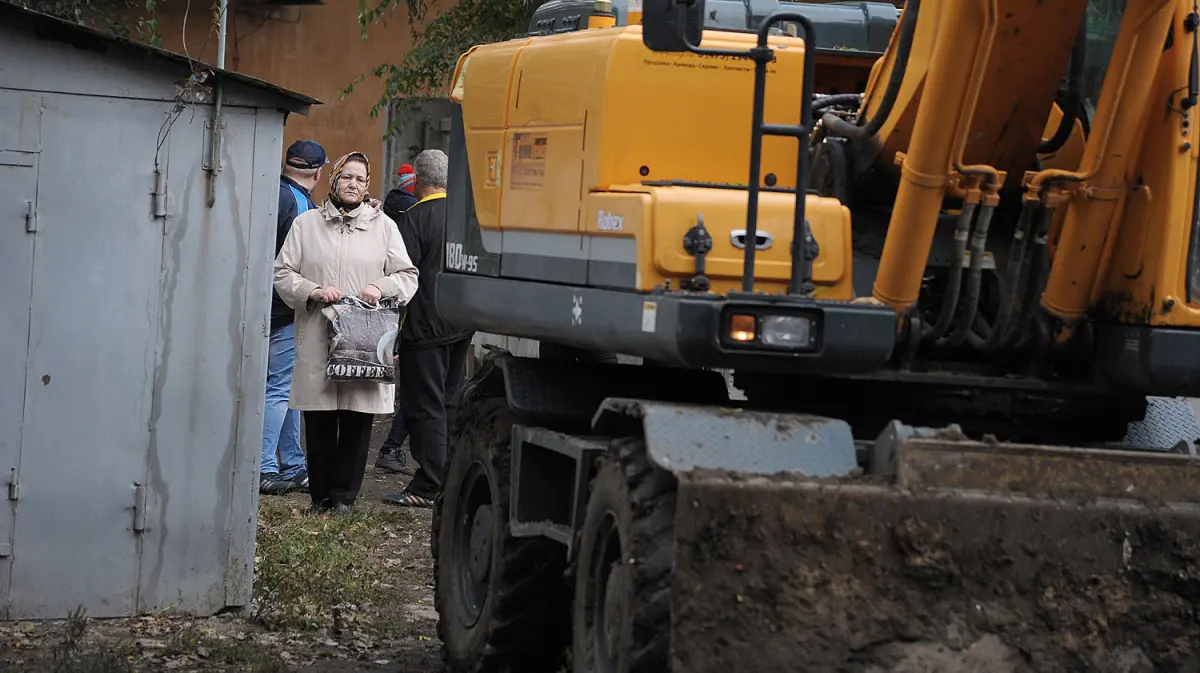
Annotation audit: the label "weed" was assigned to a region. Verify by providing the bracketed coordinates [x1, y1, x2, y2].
[253, 499, 422, 637]
[44, 608, 135, 673]
[166, 627, 286, 672]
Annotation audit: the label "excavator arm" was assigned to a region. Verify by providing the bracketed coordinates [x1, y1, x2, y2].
[812, 0, 1200, 397]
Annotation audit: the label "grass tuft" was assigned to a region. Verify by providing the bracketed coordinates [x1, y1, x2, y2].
[252, 498, 422, 636]
[44, 608, 135, 673]
[165, 627, 286, 672]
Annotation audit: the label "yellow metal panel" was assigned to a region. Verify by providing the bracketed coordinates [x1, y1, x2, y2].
[500, 126, 586, 233]
[645, 186, 852, 299]
[461, 23, 815, 276]
[597, 27, 808, 190]
[461, 38, 530, 230]
[583, 192, 652, 288]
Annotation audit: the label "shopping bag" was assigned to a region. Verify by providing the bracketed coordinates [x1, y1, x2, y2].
[320, 296, 402, 382]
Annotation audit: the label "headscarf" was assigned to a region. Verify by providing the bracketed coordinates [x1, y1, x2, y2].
[328, 151, 372, 213]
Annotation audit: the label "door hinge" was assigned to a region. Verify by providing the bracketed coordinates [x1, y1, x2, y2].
[133, 483, 147, 532]
[7, 469, 17, 501]
[24, 200, 36, 233]
[0, 542, 11, 558]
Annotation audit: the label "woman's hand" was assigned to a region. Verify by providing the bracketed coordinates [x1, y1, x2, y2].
[358, 284, 382, 304]
[310, 286, 342, 303]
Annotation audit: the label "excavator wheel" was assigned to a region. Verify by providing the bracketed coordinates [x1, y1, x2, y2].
[572, 437, 676, 673]
[433, 390, 571, 672]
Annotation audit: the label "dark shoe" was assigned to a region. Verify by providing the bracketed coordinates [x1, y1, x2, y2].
[381, 490, 434, 508]
[290, 470, 310, 492]
[375, 452, 416, 477]
[259, 472, 294, 495]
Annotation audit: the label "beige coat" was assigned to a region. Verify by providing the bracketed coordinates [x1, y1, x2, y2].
[273, 199, 419, 414]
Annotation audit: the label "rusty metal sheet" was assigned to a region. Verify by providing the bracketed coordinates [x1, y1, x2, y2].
[670, 474, 1200, 673]
[893, 435, 1200, 505]
[595, 398, 858, 477]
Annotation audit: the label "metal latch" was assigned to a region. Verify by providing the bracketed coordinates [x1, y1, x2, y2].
[7, 469, 17, 501]
[24, 200, 36, 233]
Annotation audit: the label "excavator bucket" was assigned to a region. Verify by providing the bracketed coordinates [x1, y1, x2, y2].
[667, 427, 1200, 673]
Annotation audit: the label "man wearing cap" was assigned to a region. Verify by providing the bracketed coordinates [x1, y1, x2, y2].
[260, 139, 328, 495]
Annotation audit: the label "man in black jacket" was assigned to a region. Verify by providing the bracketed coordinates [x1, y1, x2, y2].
[382, 149, 474, 508]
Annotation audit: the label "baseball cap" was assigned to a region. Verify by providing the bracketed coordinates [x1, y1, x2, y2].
[285, 139, 328, 170]
[397, 163, 416, 194]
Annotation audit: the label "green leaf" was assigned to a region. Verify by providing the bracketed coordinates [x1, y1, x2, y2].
[20, 0, 164, 49]
[349, 0, 541, 137]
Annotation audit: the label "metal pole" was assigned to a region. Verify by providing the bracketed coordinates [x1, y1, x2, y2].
[216, 0, 228, 69]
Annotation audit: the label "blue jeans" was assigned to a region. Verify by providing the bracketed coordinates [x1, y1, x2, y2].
[262, 322, 306, 479]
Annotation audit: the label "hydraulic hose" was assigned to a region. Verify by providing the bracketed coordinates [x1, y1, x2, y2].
[969, 198, 1039, 350]
[820, 0, 920, 139]
[947, 202, 995, 347]
[924, 203, 976, 343]
[1039, 20, 1088, 155]
[813, 94, 863, 113]
[1006, 206, 1057, 347]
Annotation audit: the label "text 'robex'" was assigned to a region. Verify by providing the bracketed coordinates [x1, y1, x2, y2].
[597, 210, 624, 231]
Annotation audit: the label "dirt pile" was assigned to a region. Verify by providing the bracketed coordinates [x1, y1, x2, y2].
[670, 474, 1200, 673]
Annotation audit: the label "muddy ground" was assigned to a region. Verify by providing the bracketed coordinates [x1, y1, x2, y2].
[0, 415, 441, 673]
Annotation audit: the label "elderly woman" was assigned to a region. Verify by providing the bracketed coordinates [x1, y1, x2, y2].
[274, 151, 419, 513]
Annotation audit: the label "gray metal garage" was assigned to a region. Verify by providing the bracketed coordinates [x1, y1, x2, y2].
[0, 2, 317, 619]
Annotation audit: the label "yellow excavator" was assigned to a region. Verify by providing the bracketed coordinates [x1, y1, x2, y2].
[429, 0, 1200, 670]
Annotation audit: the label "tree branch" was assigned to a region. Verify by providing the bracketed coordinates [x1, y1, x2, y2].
[346, 0, 539, 132]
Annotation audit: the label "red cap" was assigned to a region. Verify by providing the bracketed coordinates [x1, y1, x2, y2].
[396, 163, 416, 194]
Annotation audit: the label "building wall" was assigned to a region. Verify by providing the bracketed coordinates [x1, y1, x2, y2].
[154, 0, 449, 201]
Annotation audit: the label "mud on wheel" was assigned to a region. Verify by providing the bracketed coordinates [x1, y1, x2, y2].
[432, 360, 571, 672]
[573, 437, 677, 673]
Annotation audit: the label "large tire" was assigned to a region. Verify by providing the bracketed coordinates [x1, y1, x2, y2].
[572, 438, 676, 673]
[433, 392, 571, 672]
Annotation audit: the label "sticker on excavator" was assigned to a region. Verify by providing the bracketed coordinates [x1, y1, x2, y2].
[510, 133, 547, 190]
[667, 433, 1200, 673]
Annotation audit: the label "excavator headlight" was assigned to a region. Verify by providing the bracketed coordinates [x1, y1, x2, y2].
[722, 310, 819, 351]
[760, 315, 813, 348]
